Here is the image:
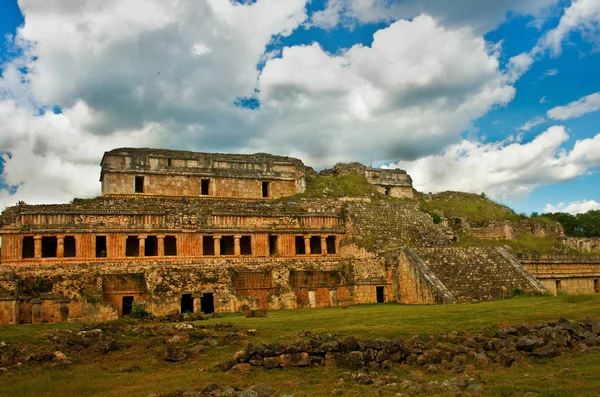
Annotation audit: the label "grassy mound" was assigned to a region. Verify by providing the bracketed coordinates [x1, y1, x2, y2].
[420, 191, 522, 225]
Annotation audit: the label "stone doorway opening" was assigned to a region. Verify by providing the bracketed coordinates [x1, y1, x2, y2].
[376, 286, 385, 303]
[122, 296, 134, 316]
[181, 294, 194, 313]
[201, 293, 214, 314]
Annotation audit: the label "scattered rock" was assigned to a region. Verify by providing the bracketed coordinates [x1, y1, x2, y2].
[164, 346, 187, 362]
[231, 363, 253, 374]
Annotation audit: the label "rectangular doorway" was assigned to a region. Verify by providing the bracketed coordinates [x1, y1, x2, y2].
[376, 286, 385, 303]
[269, 235, 278, 255]
[122, 296, 134, 316]
[201, 293, 214, 314]
[181, 294, 194, 313]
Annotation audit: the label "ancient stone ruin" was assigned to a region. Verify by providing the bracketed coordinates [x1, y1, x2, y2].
[0, 148, 599, 324]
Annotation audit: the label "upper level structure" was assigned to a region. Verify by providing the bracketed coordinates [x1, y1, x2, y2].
[364, 168, 414, 199]
[100, 148, 310, 199]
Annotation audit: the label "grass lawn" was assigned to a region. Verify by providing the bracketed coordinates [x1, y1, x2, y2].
[1, 294, 600, 396]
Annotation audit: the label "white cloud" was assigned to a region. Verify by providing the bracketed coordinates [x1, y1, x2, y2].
[542, 68, 559, 78]
[545, 199, 600, 214]
[534, 0, 600, 56]
[540, 96, 548, 104]
[190, 43, 211, 57]
[518, 116, 546, 131]
[387, 126, 600, 200]
[547, 92, 600, 120]
[254, 15, 515, 164]
[312, 0, 560, 33]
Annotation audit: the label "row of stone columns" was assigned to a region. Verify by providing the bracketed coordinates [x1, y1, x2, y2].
[303, 236, 330, 255]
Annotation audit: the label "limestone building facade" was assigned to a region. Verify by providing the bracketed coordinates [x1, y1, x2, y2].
[0, 148, 598, 325]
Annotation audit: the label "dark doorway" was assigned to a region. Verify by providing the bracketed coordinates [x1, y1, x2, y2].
[555, 280, 562, 292]
[126, 236, 139, 257]
[181, 294, 194, 313]
[310, 236, 322, 254]
[22, 236, 35, 258]
[201, 293, 214, 314]
[376, 286, 385, 303]
[221, 236, 234, 255]
[295, 236, 306, 255]
[122, 296, 134, 316]
[594, 279, 599, 293]
[41, 236, 57, 258]
[240, 236, 252, 255]
[164, 235, 177, 256]
[135, 176, 144, 193]
[64, 236, 76, 257]
[96, 236, 107, 257]
[269, 235, 278, 255]
[202, 236, 215, 255]
[262, 181, 270, 198]
[145, 236, 158, 256]
[326, 236, 336, 254]
[384, 187, 391, 196]
[201, 179, 210, 195]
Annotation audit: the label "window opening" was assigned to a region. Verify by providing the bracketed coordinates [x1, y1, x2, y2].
[122, 296, 134, 316]
[181, 294, 194, 313]
[376, 286, 385, 303]
[167, 158, 172, 167]
[262, 181, 270, 198]
[295, 236, 306, 255]
[96, 236, 107, 258]
[41, 236, 57, 258]
[200, 293, 214, 314]
[126, 236, 139, 257]
[202, 236, 215, 255]
[135, 176, 144, 193]
[22, 236, 35, 258]
[64, 236, 76, 257]
[145, 236, 158, 256]
[201, 179, 210, 195]
[221, 236, 235, 255]
[310, 236, 322, 255]
[269, 235, 278, 256]
[240, 236, 252, 255]
[326, 236, 336, 254]
[164, 236, 177, 256]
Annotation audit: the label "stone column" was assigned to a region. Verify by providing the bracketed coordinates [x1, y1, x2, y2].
[234, 235, 241, 256]
[32, 298, 42, 324]
[321, 237, 328, 255]
[34, 235, 42, 259]
[214, 236, 221, 256]
[157, 235, 165, 257]
[139, 235, 146, 257]
[304, 236, 311, 255]
[57, 235, 65, 258]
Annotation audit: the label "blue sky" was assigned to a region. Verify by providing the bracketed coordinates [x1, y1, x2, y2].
[1, 0, 600, 215]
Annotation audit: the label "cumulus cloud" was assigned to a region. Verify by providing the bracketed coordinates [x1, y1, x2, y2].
[0, 6, 521, 205]
[387, 126, 600, 200]
[547, 92, 600, 120]
[311, 0, 560, 33]
[255, 15, 515, 164]
[545, 199, 600, 214]
[534, 0, 600, 56]
[518, 116, 546, 131]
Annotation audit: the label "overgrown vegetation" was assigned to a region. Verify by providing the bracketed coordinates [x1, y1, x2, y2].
[296, 173, 376, 198]
[1, 296, 599, 397]
[534, 210, 600, 237]
[130, 302, 151, 319]
[420, 191, 524, 225]
[455, 234, 567, 254]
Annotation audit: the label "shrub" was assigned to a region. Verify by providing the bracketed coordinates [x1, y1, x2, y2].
[130, 302, 151, 319]
[511, 287, 525, 298]
[431, 213, 441, 224]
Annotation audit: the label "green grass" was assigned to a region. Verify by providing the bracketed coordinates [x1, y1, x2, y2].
[293, 173, 376, 199]
[421, 191, 523, 225]
[1, 295, 600, 396]
[455, 233, 566, 254]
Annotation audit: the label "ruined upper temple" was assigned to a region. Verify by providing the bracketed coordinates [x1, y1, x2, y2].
[0, 148, 597, 325]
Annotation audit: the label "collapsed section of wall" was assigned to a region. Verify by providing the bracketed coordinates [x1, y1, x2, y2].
[410, 247, 547, 302]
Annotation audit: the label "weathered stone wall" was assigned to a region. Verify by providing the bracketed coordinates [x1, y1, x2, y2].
[412, 247, 547, 302]
[342, 200, 450, 253]
[518, 254, 600, 295]
[0, 255, 390, 324]
[564, 237, 600, 253]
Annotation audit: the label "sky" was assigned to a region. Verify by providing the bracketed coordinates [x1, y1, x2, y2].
[0, 0, 600, 215]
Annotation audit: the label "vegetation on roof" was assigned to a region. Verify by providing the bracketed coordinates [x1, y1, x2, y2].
[420, 191, 524, 225]
[533, 210, 600, 237]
